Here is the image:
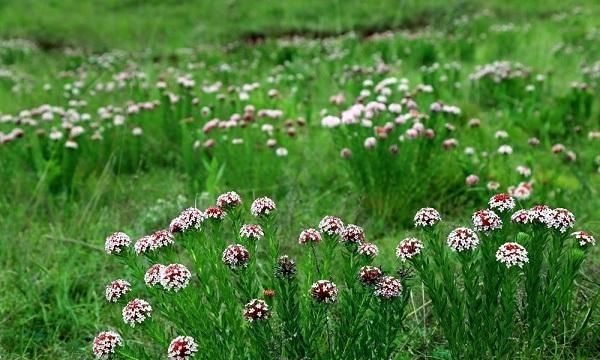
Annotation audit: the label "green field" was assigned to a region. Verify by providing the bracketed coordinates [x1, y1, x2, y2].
[1, 1, 599, 359]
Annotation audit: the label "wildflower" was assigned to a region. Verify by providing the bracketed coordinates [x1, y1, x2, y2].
[205, 206, 226, 220]
[516, 165, 531, 177]
[571, 231, 596, 247]
[529, 205, 551, 224]
[447, 228, 479, 252]
[472, 209, 502, 232]
[487, 181, 500, 191]
[340, 148, 352, 158]
[243, 299, 271, 322]
[414, 208, 441, 228]
[340, 224, 365, 244]
[552, 144, 565, 154]
[310, 280, 338, 304]
[442, 138, 459, 150]
[160, 264, 192, 292]
[150, 229, 174, 250]
[488, 193, 516, 213]
[134, 235, 153, 255]
[144, 264, 165, 287]
[240, 224, 264, 241]
[105, 279, 131, 302]
[319, 216, 344, 236]
[465, 174, 479, 186]
[497, 144, 513, 155]
[215, 191, 241, 210]
[168, 336, 198, 360]
[298, 228, 322, 245]
[274, 255, 297, 279]
[104, 232, 131, 255]
[358, 242, 379, 257]
[222, 244, 250, 269]
[545, 208, 576, 233]
[122, 298, 152, 327]
[496, 242, 529, 268]
[276, 147, 288, 157]
[396, 238, 424, 261]
[374, 276, 403, 299]
[170, 208, 206, 233]
[358, 266, 383, 285]
[250, 197, 276, 217]
[509, 182, 532, 200]
[511, 210, 532, 224]
[528, 137, 540, 146]
[92, 331, 123, 359]
[364, 137, 377, 149]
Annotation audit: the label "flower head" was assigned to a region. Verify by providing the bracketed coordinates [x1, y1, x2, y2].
[168, 336, 198, 360]
[358, 266, 383, 285]
[205, 206, 226, 220]
[374, 276, 403, 299]
[122, 298, 152, 327]
[243, 299, 271, 322]
[274, 255, 297, 279]
[414, 208, 441, 228]
[310, 280, 338, 303]
[160, 264, 192, 292]
[496, 242, 529, 268]
[396, 237, 424, 261]
[544, 208, 576, 233]
[298, 228, 322, 245]
[239, 224, 264, 241]
[105, 279, 131, 302]
[105, 232, 131, 254]
[529, 205, 551, 224]
[93, 331, 123, 359]
[571, 231, 596, 247]
[318, 216, 344, 236]
[340, 224, 365, 244]
[472, 209, 502, 233]
[250, 197, 276, 217]
[150, 230, 174, 250]
[488, 193, 516, 213]
[216, 191, 242, 209]
[446, 228, 479, 252]
[170, 208, 206, 233]
[144, 264, 165, 287]
[357, 242, 379, 257]
[511, 209, 532, 224]
[134, 235, 153, 255]
[222, 244, 250, 269]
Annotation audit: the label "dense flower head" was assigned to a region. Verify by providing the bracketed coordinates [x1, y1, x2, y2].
[447, 228, 480, 252]
[216, 191, 242, 209]
[358, 266, 383, 285]
[150, 229, 174, 250]
[205, 206, 226, 220]
[414, 208, 441, 227]
[222, 244, 250, 269]
[250, 197, 276, 217]
[105, 279, 131, 302]
[496, 242, 529, 268]
[511, 209, 532, 224]
[105, 232, 131, 254]
[239, 224, 264, 241]
[544, 208, 576, 233]
[310, 280, 338, 303]
[488, 193, 516, 213]
[318, 215, 344, 236]
[571, 231, 596, 247]
[298, 228, 322, 245]
[144, 264, 165, 287]
[134, 235, 153, 255]
[170, 208, 206, 233]
[529, 205, 551, 224]
[168, 336, 198, 360]
[122, 298, 152, 327]
[243, 299, 271, 322]
[340, 224, 365, 244]
[396, 237, 424, 261]
[93, 331, 123, 359]
[374, 276, 403, 299]
[274, 255, 297, 279]
[357, 242, 379, 257]
[160, 264, 192, 291]
[472, 209, 502, 232]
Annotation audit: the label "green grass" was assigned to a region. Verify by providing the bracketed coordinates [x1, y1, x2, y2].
[1, 0, 600, 359]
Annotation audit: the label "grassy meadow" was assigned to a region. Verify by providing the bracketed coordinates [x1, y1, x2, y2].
[0, 0, 599, 359]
